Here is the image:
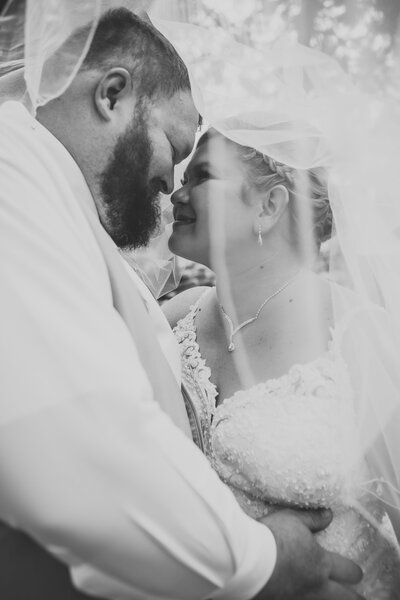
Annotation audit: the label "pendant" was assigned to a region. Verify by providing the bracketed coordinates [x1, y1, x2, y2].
[228, 342, 235, 352]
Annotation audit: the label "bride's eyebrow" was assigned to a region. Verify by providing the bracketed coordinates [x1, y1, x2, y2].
[191, 161, 212, 176]
[182, 161, 212, 184]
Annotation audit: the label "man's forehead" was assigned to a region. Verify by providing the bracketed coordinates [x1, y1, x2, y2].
[166, 90, 198, 129]
[164, 91, 199, 157]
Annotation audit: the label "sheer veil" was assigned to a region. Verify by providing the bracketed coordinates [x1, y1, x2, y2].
[0, 0, 153, 110]
[1, 0, 400, 539]
[151, 16, 400, 540]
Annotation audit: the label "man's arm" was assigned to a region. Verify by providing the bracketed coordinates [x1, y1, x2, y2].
[0, 399, 276, 600]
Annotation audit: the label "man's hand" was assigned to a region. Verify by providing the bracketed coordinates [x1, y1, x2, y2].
[251, 509, 364, 600]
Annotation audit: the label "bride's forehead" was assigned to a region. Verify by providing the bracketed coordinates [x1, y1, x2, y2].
[192, 135, 238, 165]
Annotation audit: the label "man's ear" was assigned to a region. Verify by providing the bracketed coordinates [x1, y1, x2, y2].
[253, 184, 290, 236]
[94, 68, 132, 121]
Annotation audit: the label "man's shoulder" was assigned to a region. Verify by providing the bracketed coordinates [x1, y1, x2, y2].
[0, 100, 32, 131]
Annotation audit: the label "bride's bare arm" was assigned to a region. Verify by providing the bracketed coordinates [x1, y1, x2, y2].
[162, 285, 210, 328]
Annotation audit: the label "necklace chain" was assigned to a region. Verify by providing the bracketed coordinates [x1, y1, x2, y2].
[219, 271, 301, 352]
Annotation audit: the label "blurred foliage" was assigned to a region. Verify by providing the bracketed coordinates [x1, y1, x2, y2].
[180, 0, 400, 96]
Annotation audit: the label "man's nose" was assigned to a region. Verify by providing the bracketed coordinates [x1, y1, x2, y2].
[159, 172, 174, 195]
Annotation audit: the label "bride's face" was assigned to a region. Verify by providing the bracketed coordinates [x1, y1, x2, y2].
[168, 134, 258, 268]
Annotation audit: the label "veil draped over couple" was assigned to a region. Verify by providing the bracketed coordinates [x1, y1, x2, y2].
[1, 1, 400, 599]
[159, 17, 400, 598]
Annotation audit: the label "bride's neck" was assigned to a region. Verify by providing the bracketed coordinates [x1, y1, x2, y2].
[215, 256, 303, 325]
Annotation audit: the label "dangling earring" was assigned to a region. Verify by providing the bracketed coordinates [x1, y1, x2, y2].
[258, 221, 263, 246]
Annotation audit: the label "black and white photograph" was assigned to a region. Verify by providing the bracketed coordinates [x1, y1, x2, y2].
[1, 1, 400, 598]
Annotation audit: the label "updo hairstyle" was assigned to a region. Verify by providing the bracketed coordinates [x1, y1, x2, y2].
[237, 146, 333, 250]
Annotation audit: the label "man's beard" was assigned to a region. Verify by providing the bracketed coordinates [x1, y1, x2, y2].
[100, 105, 161, 249]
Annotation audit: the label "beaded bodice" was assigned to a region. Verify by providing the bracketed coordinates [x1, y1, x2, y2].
[174, 298, 400, 599]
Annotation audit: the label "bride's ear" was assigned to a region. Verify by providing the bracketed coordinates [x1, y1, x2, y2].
[253, 184, 290, 236]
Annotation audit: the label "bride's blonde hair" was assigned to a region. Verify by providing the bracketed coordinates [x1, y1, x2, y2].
[239, 147, 332, 251]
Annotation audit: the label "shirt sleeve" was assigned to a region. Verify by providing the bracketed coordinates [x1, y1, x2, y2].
[0, 402, 276, 600]
[0, 109, 276, 600]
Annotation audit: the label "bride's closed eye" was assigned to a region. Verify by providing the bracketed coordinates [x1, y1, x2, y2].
[180, 169, 210, 188]
[191, 164, 213, 186]
[196, 168, 210, 183]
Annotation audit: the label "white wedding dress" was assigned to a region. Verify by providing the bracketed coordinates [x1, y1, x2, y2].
[175, 297, 400, 599]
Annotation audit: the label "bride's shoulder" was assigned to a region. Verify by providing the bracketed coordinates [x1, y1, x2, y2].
[162, 285, 213, 329]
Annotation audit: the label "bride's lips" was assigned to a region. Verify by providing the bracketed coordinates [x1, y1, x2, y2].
[172, 209, 196, 226]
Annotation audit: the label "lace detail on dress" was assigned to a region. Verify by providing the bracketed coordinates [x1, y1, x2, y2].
[173, 296, 218, 455]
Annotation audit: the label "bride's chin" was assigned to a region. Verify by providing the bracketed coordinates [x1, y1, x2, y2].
[168, 232, 190, 260]
[168, 235, 193, 261]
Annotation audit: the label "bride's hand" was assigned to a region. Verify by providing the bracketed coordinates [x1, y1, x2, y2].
[251, 508, 364, 600]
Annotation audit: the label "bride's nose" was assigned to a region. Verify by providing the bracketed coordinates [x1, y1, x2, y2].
[171, 186, 189, 205]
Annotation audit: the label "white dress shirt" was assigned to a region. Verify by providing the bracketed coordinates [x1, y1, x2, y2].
[0, 101, 276, 600]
